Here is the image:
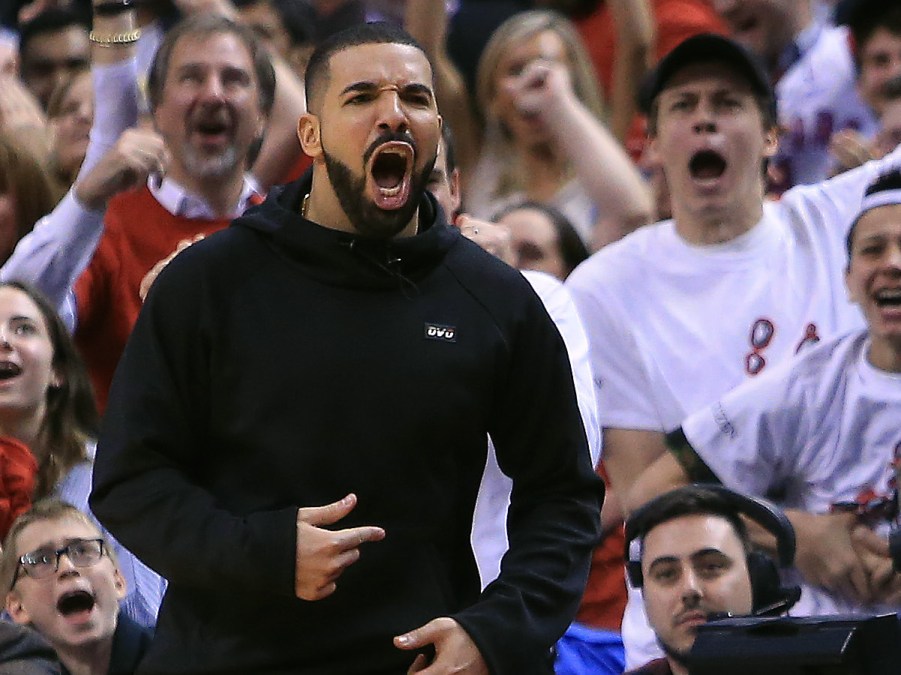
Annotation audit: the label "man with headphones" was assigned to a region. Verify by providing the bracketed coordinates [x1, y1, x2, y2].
[623, 485, 799, 675]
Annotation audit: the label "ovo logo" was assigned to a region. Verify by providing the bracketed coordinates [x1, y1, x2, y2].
[424, 323, 457, 343]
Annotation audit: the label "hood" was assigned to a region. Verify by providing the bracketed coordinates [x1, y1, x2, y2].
[233, 173, 459, 291]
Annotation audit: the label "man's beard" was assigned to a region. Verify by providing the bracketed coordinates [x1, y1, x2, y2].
[322, 141, 436, 239]
[658, 634, 692, 671]
[181, 143, 240, 179]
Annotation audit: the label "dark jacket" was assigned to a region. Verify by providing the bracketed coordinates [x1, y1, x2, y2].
[0, 622, 60, 674]
[91, 176, 603, 674]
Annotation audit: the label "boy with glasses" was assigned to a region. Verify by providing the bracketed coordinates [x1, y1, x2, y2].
[1, 500, 151, 675]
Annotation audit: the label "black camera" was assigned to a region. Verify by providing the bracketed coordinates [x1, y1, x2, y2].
[690, 613, 901, 675]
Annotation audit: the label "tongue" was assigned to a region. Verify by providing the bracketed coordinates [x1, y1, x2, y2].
[371, 175, 410, 210]
[62, 607, 94, 625]
[374, 169, 403, 190]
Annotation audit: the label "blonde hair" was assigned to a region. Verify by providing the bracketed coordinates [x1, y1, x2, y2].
[474, 10, 605, 198]
[0, 134, 58, 263]
[1, 499, 117, 594]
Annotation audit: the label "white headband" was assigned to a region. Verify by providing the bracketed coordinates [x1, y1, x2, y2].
[860, 188, 901, 214]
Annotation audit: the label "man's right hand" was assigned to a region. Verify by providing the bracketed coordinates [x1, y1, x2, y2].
[295, 493, 385, 601]
[74, 128, 169, 211]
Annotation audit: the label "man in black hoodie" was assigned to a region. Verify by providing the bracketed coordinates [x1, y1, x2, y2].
[90, 21, 603, 675]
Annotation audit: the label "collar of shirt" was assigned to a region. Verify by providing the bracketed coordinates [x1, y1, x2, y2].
[148, 174, 262, 219]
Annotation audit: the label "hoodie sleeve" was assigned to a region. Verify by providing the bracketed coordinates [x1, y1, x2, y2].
[90, 242, 298, 598]
[451, 284, 605, 674]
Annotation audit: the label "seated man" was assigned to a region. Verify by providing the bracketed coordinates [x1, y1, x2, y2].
[623, 485, 798, 675]
[629, 167, 901, 615]
[0, 500, 152, 675]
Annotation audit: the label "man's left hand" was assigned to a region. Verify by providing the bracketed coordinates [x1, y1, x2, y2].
[395, 617, 489, 674]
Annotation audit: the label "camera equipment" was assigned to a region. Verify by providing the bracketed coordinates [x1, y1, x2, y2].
[690, 613, 901, 675]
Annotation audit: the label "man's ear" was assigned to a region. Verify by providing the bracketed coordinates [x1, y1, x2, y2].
[113, 568, 127, 601]
[298, 113, 322, 160]
[6, 591, 31, 625]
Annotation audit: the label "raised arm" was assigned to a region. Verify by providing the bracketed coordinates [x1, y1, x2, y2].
[508, 59, 652, 249]
[0, 0, 147, 326]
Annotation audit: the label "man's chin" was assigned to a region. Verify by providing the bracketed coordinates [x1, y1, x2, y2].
[658, 636, 692, 669]
[182, 146, 240, 180]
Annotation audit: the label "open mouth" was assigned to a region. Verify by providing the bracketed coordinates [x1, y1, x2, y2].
[57, 589, 95, 617]
[874, 288, 901, 308]
[0, 362, 21, 381]
[689, 150, 728, 181]
[368, 142, 413, 210]
[192, 113, 232, 143]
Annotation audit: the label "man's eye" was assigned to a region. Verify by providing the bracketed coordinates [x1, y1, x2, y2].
[651, 568, 678, 584]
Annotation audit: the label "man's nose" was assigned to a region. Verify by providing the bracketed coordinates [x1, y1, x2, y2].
[56, 551, 79, 576]
[199, 75, 226, 102]
[376, 92, 408, 133]
[692, 102, 717, 134]
[0, 328, 10, 349]
[680, 568, 703, 603]
[887, 243, 901, 270]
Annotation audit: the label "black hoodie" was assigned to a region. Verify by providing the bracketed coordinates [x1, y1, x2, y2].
[91, 175, 603, 674]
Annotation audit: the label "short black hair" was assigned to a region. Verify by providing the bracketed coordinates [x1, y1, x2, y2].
[846, 168, 901, 256]
[147, 14, 276, 116]
[629, 486, 752, 561]
[304, 21, 427, 111]
[493, 200, 589, 278]
[18, 7, 90, 61]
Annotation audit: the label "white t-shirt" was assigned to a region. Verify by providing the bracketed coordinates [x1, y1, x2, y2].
[471, 271, 601, 587]
[565, 153, 899, 668]
[683, 330, 901, 616]
[773, 25, 878, 189]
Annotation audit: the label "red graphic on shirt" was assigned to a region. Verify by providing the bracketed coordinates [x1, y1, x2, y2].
[795, 322, 820, 353]
[745, 318, 775, 376]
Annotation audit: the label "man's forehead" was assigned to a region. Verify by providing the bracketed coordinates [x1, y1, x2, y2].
[16, 517, 99, 554]
[327, 43, 433, 90]
[170, 31, 254, 69]
[660, 62, 756, 97]
[643, 514, 743, 560]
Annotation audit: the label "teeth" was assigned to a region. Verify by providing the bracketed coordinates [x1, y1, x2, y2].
[379, 185, 402, 196]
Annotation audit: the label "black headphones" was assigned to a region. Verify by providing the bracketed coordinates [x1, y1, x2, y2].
[624, 484, 801, 616]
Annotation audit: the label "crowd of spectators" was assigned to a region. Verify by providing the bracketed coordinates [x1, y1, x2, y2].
[0, 0, 897, 672]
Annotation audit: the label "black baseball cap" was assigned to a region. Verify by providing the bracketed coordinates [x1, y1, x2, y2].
[639, 33, 777, 124]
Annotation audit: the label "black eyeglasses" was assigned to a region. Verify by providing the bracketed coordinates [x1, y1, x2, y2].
[11, 539, 106, 590]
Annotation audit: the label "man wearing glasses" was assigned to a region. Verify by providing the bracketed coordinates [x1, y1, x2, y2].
[0, 499, 151, 674]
